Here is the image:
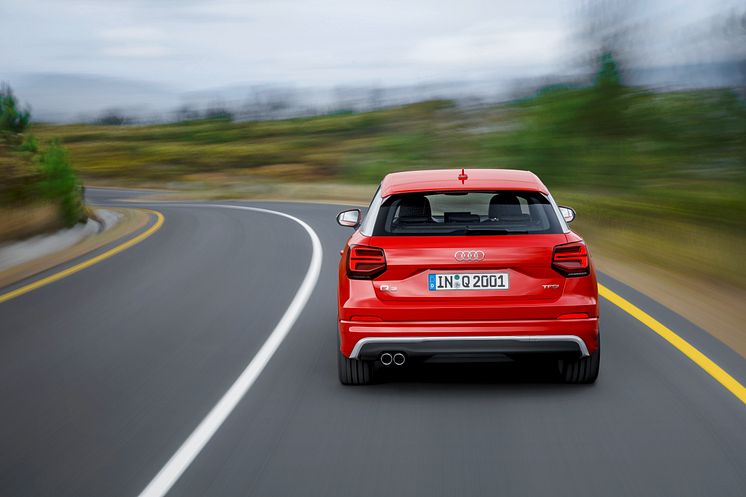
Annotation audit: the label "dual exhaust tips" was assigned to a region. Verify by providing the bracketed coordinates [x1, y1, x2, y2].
[380, 352, 406, 366]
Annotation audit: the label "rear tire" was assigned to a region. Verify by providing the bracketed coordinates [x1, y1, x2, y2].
[338, 340, 374, 385]
[559, 348, 600, 384]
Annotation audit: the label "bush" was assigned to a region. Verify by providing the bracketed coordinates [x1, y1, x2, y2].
[36, 140, 85, 226]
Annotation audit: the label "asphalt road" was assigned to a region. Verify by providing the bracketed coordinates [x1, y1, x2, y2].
[1, 188, 745, 497]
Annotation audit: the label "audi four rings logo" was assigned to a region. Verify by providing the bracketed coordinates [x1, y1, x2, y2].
[454, 250, 485, 262]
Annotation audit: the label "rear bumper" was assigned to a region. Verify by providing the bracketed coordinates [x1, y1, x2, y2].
[351, 336, 588, 360]
[339, 318, 598, 359]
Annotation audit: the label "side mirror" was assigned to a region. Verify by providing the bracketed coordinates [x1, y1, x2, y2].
[337, 209, 361, 228]
[558, 206, 576, 223]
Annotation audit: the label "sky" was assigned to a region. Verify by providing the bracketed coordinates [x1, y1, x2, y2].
[2, 0, 741, 89]
[1, 0, 572, 90]
[0, 0, 742, 120]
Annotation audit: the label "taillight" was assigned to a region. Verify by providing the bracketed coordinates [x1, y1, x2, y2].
[552, 241, 590, 277]
[347, 245, 387, 279]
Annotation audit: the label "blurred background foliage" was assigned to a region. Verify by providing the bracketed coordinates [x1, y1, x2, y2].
[22, 55, 746, 286]
[0, 85, 85, 242]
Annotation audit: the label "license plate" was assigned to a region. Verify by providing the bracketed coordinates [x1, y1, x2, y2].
[428, 273, 509, 291]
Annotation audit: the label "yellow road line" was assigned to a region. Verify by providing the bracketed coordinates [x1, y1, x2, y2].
[599, 284, 746, 405]
[0, 209, 164, 304]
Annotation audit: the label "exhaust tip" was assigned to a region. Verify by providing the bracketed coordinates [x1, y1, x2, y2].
[393, 352, 406, 366]
[380, 352, 393, 366]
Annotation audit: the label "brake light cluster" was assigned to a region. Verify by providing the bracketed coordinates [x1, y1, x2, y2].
[347, 245, 387, 279]
[552, 241, 590, 277]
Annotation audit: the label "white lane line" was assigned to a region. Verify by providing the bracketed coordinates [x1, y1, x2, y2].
[137, 204, 323, 497]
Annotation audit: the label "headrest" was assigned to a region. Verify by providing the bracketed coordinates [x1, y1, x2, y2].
[397, 195, 432, 219]
[488, 194, 524, 219]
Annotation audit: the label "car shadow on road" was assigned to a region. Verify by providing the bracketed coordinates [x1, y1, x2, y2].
[371, 359, 576, 387]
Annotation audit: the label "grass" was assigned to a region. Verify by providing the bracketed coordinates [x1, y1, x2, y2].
[554, 189, 744, 288]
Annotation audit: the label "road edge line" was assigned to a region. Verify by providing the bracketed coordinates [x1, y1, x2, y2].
[136, 204, 323, 497]
[0, 209, 165, 304]
[599, 284, 746, 406]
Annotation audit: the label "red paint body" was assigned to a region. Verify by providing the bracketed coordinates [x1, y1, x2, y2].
[337, 169, 599, 359]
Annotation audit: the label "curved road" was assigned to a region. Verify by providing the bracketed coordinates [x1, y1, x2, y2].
[1, 188, 745, 497]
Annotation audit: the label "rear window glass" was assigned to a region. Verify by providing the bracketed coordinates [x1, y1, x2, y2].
[372, 190, 562, 236]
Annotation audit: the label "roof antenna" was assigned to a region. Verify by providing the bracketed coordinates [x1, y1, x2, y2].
[458, 168, 468, 184]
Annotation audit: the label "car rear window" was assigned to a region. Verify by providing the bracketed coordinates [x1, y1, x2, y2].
[371, 190, 563, 235]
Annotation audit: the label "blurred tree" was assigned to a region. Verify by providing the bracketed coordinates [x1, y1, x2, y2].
[574, 0, 643, 137]
[594, 51, 623, 88]
[1, 84, 34, 204]
[96, 109, 131, 125]
[585, 50, 629, 136]
[0, 84, 31, 142]
[576, 0, 643, 81]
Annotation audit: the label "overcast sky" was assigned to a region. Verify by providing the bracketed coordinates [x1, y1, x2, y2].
[2, 0, 742, 93]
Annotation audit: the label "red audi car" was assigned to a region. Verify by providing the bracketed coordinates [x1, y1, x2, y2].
[336, 169, 599, 385]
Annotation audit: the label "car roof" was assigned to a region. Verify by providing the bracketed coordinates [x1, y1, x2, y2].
[379, 169, 549, 197]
